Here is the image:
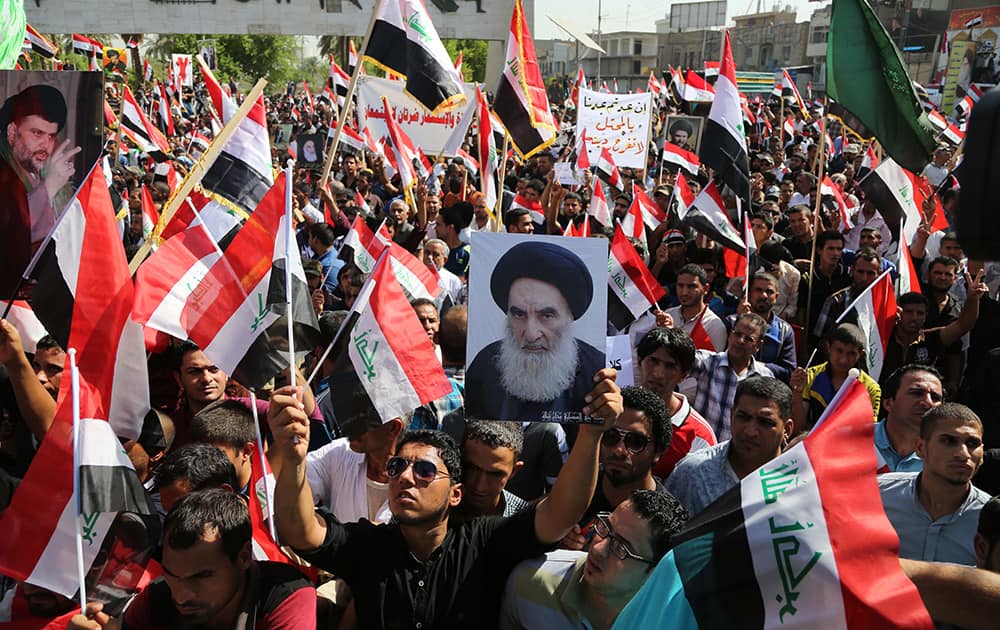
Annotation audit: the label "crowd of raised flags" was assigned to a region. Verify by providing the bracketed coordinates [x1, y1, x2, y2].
[1, 0, 999, 626]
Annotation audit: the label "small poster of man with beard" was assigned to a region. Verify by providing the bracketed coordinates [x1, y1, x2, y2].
[465, 234, 608, 423]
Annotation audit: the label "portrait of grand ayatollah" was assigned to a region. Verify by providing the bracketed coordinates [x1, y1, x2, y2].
[465, 236, 607, 423]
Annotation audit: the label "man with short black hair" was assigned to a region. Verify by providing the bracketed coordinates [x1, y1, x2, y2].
[782, 204, 815, 261]
[501, 490, 688, 629]
[309, 222, 343, 292]
[118, 489, 316, 628]
[875, 365, 945, 473]
[634, 328, 717, 479]
[880, 403, 989, 565]
[456, 421, 528, 520]
[505, 208, 535, 234]
[189, 399, 258, 494]
[812, 246, 882, 346]
[666, 376, 793, 516]
[664, 263, 728, 353]
[728, 273, 797, 381]
[268, 364, 623, 629]
[154, 443, 238, 513]
[437, 205, 471, 278]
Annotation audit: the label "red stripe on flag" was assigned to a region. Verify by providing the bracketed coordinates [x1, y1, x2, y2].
[806, 380, 934, 628]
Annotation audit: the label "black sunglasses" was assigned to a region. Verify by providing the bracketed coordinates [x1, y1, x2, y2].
[601, 428, 650, 453]
[386, 456, 451, 483]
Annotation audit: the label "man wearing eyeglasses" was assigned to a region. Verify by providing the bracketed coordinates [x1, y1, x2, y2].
[500, 490, 688, 630]
[562, 387, 673, 551]
[266, 368, 623, 630]
[666, 376, 793, 517]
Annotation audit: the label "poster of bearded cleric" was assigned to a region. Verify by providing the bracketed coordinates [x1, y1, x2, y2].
[465, 234, 608, 423]
[0, 71, 104, 298]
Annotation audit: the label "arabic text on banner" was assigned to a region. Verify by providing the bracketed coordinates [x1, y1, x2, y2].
[575, 87, 653, 169]
[356, 75, 477, 156]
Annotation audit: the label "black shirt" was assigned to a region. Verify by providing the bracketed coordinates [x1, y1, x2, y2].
[296, 505, 552, 630]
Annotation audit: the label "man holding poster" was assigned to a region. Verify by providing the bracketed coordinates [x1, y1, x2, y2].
[466, 236, 607, 423]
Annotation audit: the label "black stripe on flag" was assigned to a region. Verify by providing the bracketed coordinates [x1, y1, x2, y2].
[365, 21, 408, 78]
[201, 152, 273, 216]
[79, 465, 156, 515]
[671, 483, 765, 628]
[700, 119, 750, 204]
[231, 258, 322, 390]
[400, 39, 464, 114]
[493, 76, 548, 158]
[28, 240, 75, 349]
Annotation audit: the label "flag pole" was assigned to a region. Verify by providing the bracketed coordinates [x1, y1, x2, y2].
[319, 2, 382, 189]
[283, 161, 298, 414]
[68, 347, 88, 614]
[248, 389, 278, 543]
[493, 133, 511, 231]
[803, 97, 828, 346]
[128, 78, 269, 273]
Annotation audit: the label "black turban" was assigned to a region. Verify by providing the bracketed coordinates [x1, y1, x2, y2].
[0, 84, 68, 132]
[490, 241, 593, 320]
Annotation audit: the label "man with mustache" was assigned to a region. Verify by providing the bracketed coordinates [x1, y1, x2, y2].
[0, 84, 81, 296]
[466, 240, 604, 422]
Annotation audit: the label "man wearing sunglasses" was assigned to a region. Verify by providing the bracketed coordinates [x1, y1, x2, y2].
[501, 490, 688, 629]
[563, 387, 672, 550]
[267, 368, 623, 630]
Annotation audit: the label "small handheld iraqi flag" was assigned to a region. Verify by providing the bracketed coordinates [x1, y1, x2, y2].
[348, 253, 452, 423]
[607, 225, 666, 330]
[613, 375, 933, 630]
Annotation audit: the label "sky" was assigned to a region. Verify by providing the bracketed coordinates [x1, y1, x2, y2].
[532, 0, 830, 40]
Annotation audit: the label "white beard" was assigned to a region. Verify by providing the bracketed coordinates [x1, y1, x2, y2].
[497, 324, 579, 402]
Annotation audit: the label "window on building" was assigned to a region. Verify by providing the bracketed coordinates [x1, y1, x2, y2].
[633, 40, 642, 55]
[633, 60, 641, 74]
[610, 40, 618, 56]
[781, 46, 791, 62]
[811, 28, 828, 44]
[673, 52, 681, 68]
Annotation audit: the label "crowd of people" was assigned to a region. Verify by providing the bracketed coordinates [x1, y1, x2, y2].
[3, 46, 1000, 630]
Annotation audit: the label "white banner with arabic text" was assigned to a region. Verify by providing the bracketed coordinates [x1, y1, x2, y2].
[576, 88, 653, 169]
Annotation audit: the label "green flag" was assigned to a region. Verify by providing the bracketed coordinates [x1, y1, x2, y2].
[827, 0, 937, 173]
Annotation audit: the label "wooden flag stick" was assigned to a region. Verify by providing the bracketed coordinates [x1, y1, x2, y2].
[493, 133, 511, 231]
[127, 78, 268, 273]
[319, 3, 382, 189]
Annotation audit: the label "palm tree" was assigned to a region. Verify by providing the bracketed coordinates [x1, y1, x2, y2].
[122, 34, 144, 84]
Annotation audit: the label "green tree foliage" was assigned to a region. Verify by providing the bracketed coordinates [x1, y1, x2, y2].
[147, 34, 301, 90]
[442, 39, 487, 83]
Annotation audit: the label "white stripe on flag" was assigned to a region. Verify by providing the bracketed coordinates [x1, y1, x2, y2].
[741, 444, 848, 629]
[201, 274, 278, 376]
[349, 304, 422, 422]
[27, 501, 115, 598]
[108, 321, 152, 440]
[608, 253, 651, 320]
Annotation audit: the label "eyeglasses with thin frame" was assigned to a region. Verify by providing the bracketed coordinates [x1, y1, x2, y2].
[601, 428, 651, 453]
[730, 331, 759, 344]
[593, 512, 654, 564]
[385, 456, 452, 483]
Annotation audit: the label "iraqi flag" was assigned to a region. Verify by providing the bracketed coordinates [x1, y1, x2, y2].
[834, 270, 897, 380]
[563, 218, 591, 238]
[862, 158, 948, 239]
[648, 71, 662, 98]
[620, 193, 648, 251]
[193, 55, 274, 240]
[574, 128, 591, 172]
[476, 85, 500, 211]
[135, 172, 320, 390]
[71, 33, 103, 59]
[382, 96, 421, 192]
[630, 183, 666, 230]
[0, 168, 155, 599]
[363, 0, 465, 115]
[672, 173, 697, 217]
[596, 147, 623, 191]
[25, 165, 149, 440]
[155, 80, 175, 137]
[511, 192, 546, 225]
[24, 24, 57, 58]
[0, 300, 47, 353]
[662, 141, 701, 176]
[328, 59, 350, 109]
[704, 60, 720, 78]
[700, 32, 750, 205]
[608, 225, 666, 330]
[940, 122, 963, 146]
[820, 176, 855, 231]
[388, 242, 442, 302]
[613, 376, 934, 630]
[492, 0, 558, 159]
[570, 66, 586, 107]
[588, 177, 612, 227]
[334, 121, 367, 154]
[121, 85, 172, 161]
[896, 224, 921, 296]
[683, 70, 715, 103]
[722, 213, 756, 291]
[680, 181, 746, 253]
[339, 215, 393, 275]
[139, 184, 159, 243]
[781, 69, 809, 118]
[347, 254, 452, 423]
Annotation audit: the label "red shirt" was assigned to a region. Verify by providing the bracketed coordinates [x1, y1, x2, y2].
[653, 393, 718, 479]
